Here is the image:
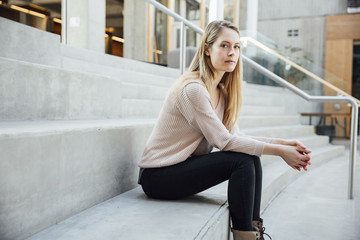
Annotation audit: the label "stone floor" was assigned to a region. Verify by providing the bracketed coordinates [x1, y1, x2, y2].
[262, 138, 360, 240]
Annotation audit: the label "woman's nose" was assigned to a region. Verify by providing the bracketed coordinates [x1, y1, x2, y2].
[228, 48, 235, 56]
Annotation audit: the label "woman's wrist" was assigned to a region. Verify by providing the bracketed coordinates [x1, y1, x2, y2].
[271, 138, 285, 145]
[263, 143, 285, 156]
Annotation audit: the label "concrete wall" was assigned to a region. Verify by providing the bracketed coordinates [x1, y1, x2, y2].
[0, 57, 123, 121]
[0, 17, 61, 67]
[0, 16, 173, 239]
[0, 122, 153, 240]
[258, 0, 347, 20]
[257, 0, 347, 69]
[258, 17, 327, 69]
[123, 0, 148, 61]
[67, 0, 105, 52]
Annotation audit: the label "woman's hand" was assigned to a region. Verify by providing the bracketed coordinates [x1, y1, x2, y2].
[264, 141, 312, 171]
[279, 145, 312, 171]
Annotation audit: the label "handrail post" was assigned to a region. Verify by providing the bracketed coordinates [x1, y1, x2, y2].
[180, 22, 186, 74]
[349, 100, 358, 199]
[61, 0, 69, 44]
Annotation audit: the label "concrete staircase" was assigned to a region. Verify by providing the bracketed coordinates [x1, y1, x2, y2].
[0, 16, 344, 240]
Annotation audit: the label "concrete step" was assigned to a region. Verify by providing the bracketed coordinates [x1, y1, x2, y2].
[122, 99, 164, 118]
[243, 95, 283, 106]
[26, 182, 230, 240]
[242, 125, 315, 138]
[238, 115, 300, 128]
[241, 105, 285, 115]
[0, 16, 61, 67]
[243, 83, 321, 116]
[61, 44, 180, 79]
[0, 57, 175, 121]
[261, 148, 360, 240]
[121, 100, 287, 118]
[0, 119, 327, 240]
[25, 143, 344, 240]
[122, 82, 169, 100]
[244, 82, 286, 94]
[261, 144, 345, 211]
[62, 56, 177, 87]
[0, 57, 124, 120]
[0, 119, 155, 240]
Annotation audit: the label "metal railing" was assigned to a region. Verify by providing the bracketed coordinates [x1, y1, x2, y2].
[144, 0, 358, 199]
[241, 37, 360, 106]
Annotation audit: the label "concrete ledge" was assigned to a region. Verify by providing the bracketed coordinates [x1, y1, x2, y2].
[0, 57, 123, 120]
[242, 125, 315, 138]
[0, 17, 61, 67]
[238, 115, 300, 128]
[27, 183, 230, 240]
[261, 144, 345, 210]
[60, 44, 180, 79]
[0, 120, 155, 240]
[24, 141, 344, 240]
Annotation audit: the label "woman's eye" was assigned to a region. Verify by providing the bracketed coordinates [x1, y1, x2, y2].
[221, 44, 228, 48]
[234, 45, 240, 49]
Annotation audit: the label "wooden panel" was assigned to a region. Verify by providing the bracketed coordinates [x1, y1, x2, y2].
[326, 14, 360, 40]
[325, 39, 353, 86]
[324, 39, 353, 137]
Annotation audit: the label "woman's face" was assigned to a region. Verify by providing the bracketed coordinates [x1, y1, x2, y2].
[205, 28, 240, 75]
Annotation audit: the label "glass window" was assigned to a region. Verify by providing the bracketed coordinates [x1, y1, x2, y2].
[186, 0, 199, 21]
[106, 0, 124, 57]
[224, 0, 234, 23]
[0, 0, 62, 36]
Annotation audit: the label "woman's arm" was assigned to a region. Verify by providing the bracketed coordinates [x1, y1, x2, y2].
[232, 124, 273, 143]
[177, 83, 267, 157]
[263, 142, 312, 171]
[233, 119, 312, 171]
[177, 83, 311, 171]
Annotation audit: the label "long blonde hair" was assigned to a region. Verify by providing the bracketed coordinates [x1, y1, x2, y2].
[185, 20, 243, 131]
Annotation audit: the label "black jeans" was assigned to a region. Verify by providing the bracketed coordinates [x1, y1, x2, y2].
[139, 151, 262, 231]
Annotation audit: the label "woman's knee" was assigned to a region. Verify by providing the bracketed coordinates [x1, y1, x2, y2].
[229, 152, 256, 173]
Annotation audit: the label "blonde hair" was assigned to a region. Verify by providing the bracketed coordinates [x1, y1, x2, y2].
[185, 20, 243, 131]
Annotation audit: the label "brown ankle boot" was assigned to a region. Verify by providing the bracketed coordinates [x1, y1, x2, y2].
[252, 218, 272, 240]
[231, 229, 260, 240]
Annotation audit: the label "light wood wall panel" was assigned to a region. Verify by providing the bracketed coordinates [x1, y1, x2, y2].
[324, 14, 360, 137]
[326, 14, 360, 40]
[325, 39, 354, 88]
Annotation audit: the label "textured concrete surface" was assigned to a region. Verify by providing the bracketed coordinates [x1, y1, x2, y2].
[60, 44, 180, 79]
[19, 130, 344, 240]
[262, 140, 360, 240]
[0, 17, 61, 67]
[0, 120, 154, 240]
[26, 182, 230, 240]
[0, 57, 124, 120]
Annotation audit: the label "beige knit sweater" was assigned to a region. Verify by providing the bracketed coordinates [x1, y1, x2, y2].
[138, 81, 274, 168]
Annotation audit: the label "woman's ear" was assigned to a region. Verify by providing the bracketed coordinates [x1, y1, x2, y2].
[204, 44, 210, 56]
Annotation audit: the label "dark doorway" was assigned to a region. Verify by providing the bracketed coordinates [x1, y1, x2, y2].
[351, 41, 360, 99]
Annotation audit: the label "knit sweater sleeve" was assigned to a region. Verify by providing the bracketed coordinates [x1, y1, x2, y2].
[177, 83, 266, 157]
[232, 123, 274, 143]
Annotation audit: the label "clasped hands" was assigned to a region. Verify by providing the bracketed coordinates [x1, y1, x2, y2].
[274, 139, 312, 171]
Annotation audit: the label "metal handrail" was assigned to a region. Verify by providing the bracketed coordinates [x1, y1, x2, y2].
[241, 37, 360, 106]
[144, 0, 358, 199]
[243, 56, 358, 200]
[145, 0, 204, 74]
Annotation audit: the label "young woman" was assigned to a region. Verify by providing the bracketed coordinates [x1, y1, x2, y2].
[138, 20, 311, 240]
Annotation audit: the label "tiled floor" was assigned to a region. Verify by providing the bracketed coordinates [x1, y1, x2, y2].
[261, 139, 360, 240]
